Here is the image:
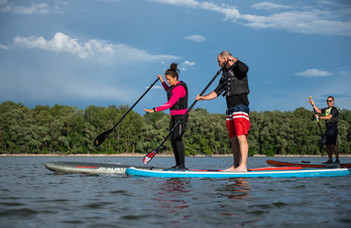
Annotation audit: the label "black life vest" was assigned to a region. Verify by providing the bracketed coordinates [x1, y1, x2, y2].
[324, 106, 341, 127]
[221, 60, 250, 97]
[167, 81, 188, 110]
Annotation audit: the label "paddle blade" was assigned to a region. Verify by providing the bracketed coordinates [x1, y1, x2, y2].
[143, 150, 157, 165]
[94, 129, 113, 147]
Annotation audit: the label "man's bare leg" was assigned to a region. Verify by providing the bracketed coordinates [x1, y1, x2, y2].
[233, 135, 248, 172]
[223, 137, 240, 171]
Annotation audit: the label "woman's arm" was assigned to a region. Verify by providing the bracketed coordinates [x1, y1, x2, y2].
[157, 75, 169, 91]
[144, 85, 186, 113]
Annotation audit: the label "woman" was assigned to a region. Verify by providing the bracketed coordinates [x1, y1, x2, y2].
[144, 63, 188, 170]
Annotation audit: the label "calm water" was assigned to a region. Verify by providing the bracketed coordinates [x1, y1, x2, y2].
[0, 156, 350, 228]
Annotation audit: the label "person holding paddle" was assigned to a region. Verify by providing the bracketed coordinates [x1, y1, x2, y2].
[144, 63, 188, 170]
[196, 51, 250, 172]
[308, 96, 341, 165]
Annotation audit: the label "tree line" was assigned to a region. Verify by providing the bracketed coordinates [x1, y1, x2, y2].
[1, 101, 350, 156]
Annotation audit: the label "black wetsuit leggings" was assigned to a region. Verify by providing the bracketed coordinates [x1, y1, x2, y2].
[170, 114, 188, 169]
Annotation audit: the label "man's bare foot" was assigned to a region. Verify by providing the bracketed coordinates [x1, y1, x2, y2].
[222, 166, 235, 172]
[233, 166, 248, 172]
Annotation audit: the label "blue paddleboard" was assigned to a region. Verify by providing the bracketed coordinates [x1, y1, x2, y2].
[126, 167, 350, 178]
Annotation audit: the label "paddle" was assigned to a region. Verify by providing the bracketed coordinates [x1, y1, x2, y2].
[94, 78, 159, 147]
[143, 61, 229, 165]
[308, 96, 327, 147]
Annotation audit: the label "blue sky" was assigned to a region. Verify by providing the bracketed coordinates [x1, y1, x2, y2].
[0, 0, 350, 114]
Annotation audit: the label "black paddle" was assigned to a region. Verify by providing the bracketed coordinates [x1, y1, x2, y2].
[94, 78, 159, 147]
[308, 96, 327, 147]
[143, 61, 229, 165]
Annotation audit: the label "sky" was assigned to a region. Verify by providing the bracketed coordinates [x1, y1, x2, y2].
[1, 0, 350, 115]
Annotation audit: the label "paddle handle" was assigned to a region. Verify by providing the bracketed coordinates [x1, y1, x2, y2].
[309, 96, 324, 136]
[309, 96, 319, 121]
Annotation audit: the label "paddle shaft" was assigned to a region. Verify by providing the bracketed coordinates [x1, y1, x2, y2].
[110, 78, 159, 131]
[314, 109, 325, 137]
[94, 78, 159, 146]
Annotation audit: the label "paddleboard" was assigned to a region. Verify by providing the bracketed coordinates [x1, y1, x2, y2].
[44, 161, 301, 175]
[44, 161, 160, 174]
[126, 167, 350, 178]
[266, 159, 351, 169]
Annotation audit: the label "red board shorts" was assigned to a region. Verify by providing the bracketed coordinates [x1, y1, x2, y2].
[226, 104, 250, 138]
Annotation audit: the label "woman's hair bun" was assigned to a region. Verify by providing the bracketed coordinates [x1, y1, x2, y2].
[170, 63, 179, 73]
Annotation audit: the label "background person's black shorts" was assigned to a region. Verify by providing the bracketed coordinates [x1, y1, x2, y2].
[325, 128, 338, 145]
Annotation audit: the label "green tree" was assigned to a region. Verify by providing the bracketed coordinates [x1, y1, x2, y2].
[1, 101, 350, 156]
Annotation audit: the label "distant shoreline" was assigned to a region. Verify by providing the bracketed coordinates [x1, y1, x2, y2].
[1, 153, 350, 157]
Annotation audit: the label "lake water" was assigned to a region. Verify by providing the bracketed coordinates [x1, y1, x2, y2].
[0, 156, 350, 228]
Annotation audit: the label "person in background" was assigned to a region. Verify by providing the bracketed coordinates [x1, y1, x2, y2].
[144, 63, 188, 170]
[308, 96, 341, 165]
[196, 51, 250, 172]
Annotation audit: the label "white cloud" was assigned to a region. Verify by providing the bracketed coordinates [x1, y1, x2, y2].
[180, 60, 196, 71]
[14, 32, 113, 59]
[0, 0, 49, 14]
[251, 2, 290, 11]
[184, 35, 206, 42]
[148, 0, 351, 36]
[295, 68, 333, 77]
[0, 44, 9, 50]
[183, 60, 195, 66]
[242, 10, 351, 36]
[14, 32, 180, 63]
[148, 0, 241, 21]
[148, 85, 162, 90]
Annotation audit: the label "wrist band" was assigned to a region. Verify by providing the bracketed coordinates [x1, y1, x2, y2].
[153, 107, 156, 112]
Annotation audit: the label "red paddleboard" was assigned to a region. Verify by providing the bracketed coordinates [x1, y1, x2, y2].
[266, 159, 351, 169]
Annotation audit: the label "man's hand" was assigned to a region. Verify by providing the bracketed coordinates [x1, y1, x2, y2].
[195, 94, 203, 101]
[143, 109, 155, 113]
